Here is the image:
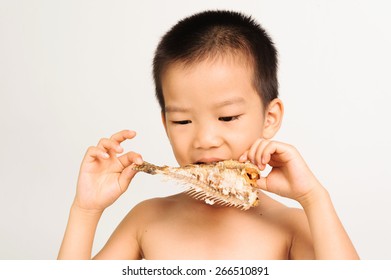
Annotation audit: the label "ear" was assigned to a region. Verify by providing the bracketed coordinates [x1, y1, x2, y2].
[262, 98, 284, 139]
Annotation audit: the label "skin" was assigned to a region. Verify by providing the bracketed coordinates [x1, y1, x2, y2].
[58, 55, 359, 260]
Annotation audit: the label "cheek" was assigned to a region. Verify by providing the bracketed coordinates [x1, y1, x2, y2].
[230, 120, 264, 154]
[166, 129, 190, 164]
[230, 134, 256, 156]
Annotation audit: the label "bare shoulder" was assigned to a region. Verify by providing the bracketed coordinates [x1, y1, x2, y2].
[259, 194, 315, 259]
[118, 195, 180, 233]
[93, 195, 178, 260]
[128, 194, 184, 224]
[132, 195, 178, 213]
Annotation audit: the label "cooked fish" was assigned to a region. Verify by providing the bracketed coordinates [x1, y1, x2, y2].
[132, 160, 261, 210]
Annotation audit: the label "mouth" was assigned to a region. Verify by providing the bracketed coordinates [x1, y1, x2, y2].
[194, 162, 213, 165]
[193, 158, 224, 165]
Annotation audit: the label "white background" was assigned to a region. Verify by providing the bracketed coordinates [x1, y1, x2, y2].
[1, 0, 390, 259]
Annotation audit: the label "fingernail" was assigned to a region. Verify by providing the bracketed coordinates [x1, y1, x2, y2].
[239, 154, 246, 161]
[135, 157, 143, 165]
[102, 152, 110, 159]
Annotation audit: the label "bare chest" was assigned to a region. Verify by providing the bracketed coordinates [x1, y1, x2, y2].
[139, 208, 290, 259]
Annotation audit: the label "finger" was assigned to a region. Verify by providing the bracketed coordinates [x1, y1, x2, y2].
[84, 146, 110, 163]
[247, 138, 263, 163]
[97, 138, 123, 154]
[239, 150, 248, 162]
[254, 139, 271, 169]
[256, 176, 268, 191]
[261, 141, 283, 166]
[110, 130, 137, 145]
[118, 151, 143, 168]
[117, 152, 143, 190]
[118, 165, 139, 192]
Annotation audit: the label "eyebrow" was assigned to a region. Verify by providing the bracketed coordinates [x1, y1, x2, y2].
[214, 96, 246, 108]
[164, 105, 190, 113]
[164, 96, 246, 113]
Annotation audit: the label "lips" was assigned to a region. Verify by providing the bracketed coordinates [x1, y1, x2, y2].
[194, 157, 224, 164]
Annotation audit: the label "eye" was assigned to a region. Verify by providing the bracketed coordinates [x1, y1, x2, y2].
[172, 120, 192, 125]
[218, 115, 240, 122]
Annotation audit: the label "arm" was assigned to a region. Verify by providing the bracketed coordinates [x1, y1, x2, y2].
[58, 130, 143, 259]
[58, 204, 103, 259]
[241, 140, 359, 259]
[298, 184, 358, 259]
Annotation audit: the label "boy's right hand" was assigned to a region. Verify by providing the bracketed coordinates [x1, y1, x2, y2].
[73, 130, 143, 212]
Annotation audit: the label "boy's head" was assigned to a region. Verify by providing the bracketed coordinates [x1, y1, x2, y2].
[151, 10, 283, 166]
[153, 10, 278, 113]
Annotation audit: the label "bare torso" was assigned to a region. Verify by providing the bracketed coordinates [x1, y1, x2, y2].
[95, 192, 314, 260]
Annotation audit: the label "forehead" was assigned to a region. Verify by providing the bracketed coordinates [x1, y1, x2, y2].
[161, 54, 262, 110]
[166, 51, 255, 81]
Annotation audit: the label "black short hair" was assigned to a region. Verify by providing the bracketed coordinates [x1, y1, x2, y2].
[153, 10, 278, 112]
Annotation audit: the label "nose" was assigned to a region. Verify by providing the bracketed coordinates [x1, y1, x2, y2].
[192, 122, 223, 150]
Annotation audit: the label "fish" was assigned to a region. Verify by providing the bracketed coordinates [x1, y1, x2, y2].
[132, 160, 261, 210]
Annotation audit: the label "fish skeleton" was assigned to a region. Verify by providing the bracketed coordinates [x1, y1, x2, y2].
[132, 160, 261, 210]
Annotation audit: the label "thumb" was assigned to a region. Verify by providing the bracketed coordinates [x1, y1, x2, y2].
[118, 165, 138, 193]
[256, 176, 268, 192]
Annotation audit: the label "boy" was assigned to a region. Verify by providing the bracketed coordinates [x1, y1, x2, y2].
[58, 10, 358, 259]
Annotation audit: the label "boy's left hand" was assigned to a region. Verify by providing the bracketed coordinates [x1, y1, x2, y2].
[239, 139, 322, 204]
